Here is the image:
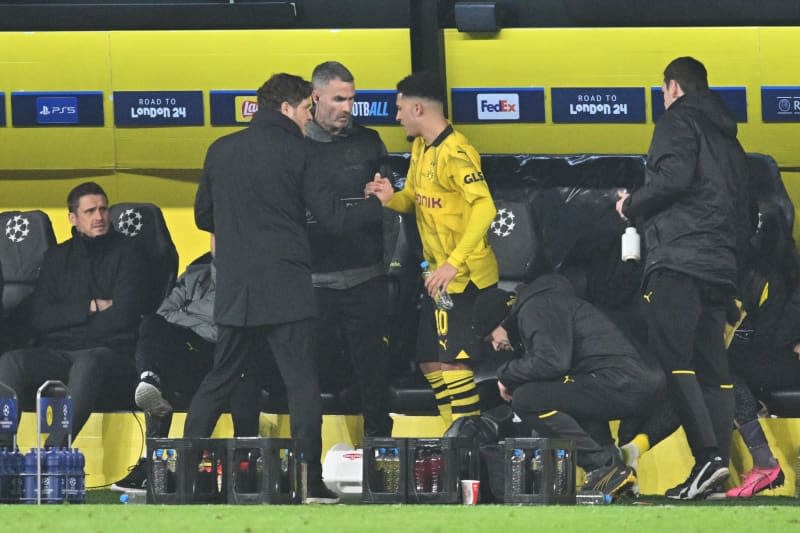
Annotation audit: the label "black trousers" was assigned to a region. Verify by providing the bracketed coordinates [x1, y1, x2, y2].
[183, 319, 324, 481]
[511, 369, 649, 471]
[643, 269, 734, 463]
[314, 276, 392, 437]
[0, 345, 136, 447]
[135, 314, 215, 439]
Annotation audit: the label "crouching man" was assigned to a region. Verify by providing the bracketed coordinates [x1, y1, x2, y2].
[472, 273, 661, 499]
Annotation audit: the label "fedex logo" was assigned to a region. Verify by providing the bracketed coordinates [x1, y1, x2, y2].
[477, 93, 519, 120]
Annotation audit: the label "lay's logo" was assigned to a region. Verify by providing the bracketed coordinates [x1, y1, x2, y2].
[235, 96, 259, 123]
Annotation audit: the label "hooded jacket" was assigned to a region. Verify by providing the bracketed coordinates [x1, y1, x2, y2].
[497, 274, 655, 392]
[304, 119, 387, 288]
[156, 256, 217, 343]
[622, 90, 751, 289]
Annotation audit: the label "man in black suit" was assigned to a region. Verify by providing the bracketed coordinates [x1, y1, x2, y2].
[185, 73, 393, 503]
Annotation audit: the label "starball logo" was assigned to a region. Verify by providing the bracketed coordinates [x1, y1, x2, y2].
[235, 96, 259, 123]
[477, 93, 520, 120]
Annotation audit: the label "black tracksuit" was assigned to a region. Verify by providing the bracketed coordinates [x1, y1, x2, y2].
[498, 274, 658, 471]
[621, 90, 752, 463]
[305, 119, 392, 437]
[0, 229, 148, 446]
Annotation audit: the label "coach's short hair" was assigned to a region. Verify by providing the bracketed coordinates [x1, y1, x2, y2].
[663, 57, 709, 94]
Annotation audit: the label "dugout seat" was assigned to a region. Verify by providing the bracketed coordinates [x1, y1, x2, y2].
[0, 210, 56, 350]
[110, 203, 178, 315]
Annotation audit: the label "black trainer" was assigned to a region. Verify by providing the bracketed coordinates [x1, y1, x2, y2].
[110, 457, 148, 493]
[304, 480, 340, 504]
[665, 456, 729, 500]
[580, 457, 637, 500]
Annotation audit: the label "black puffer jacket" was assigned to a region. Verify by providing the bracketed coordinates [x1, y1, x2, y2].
[497, 274, 657, 392]
[622, 91, 751, 289]
[30, 229, 148, 355]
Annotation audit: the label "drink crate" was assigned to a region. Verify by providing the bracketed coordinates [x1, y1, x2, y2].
[406, 437, 479, 504]
[503, 438, 576, 505]
[225, 437, 299, 504]
[361, 437, 408, 503]
[146, 438, 228, 504]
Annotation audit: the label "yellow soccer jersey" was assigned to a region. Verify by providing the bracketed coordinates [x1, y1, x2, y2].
[387, 126, 499, 293]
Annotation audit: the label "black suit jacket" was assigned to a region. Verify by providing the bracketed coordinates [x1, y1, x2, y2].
[195, 109, 383, 326]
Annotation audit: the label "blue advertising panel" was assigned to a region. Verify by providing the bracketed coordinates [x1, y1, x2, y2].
[11, 91, 104, 126]
[38, 397, 72, 433]
[0, 397, 18, 433]
[761, 86, 800, 122]
[210, 89, 397, 126]
[651, 86, 748, 122]
[551, 88, 646, 123]
[452, 88, 545, 124]
[352, 90, 397, 125]
[0, 93, 5, 126]
[113, 91, 204, 126]
[209, 90, 257, 125]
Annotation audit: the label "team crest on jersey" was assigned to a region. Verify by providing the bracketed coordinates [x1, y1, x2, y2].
[423, 160, 436, 182]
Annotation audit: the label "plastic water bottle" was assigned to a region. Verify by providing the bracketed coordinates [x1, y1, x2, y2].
[554, 449, 568, 495]
[621, 226, 641, 262]
[11, 448, 24, 503]
[22, 449, 38, 504]
[65, 449, 79, 503]
[152, 448, 167, 494]
[414, 447, 430, 493]
[44, 447, 63, 503]
[119, 491, 146, 504]
[420, 261, 454, 310]
[74, 448, 86, 503]
[510, 448, 525, 494]
[530, 449, 543, 494]
[576, 490, 612, 505]
[385, 448, 401, 494]
[166, 449, 177, 493]
[373, 448, 387, 492]
[0, 447, 8, 503]
[429, 447, 442, 493]
[280, 449, 290, 493]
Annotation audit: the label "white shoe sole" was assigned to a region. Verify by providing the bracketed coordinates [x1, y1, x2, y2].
[135, 382, 173, 418]
[303, 497, 340, 504]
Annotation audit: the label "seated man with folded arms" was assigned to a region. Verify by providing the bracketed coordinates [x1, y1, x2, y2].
[0, 182, 148, 448]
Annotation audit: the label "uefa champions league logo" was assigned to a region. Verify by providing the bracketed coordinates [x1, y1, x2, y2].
[117, 208, 144, 237]
[5, 215, 31, 243]
[491, 208, 516, 237]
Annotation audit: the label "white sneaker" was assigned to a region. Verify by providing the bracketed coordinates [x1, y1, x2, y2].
[135, 380, 173, 418]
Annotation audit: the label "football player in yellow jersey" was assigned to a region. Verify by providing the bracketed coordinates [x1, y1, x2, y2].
[369, 71, 499, 431]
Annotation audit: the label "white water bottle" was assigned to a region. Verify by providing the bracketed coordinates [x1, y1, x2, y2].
[621, 226, 640, 262]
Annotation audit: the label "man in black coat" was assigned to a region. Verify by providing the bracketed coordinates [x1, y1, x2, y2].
[0, 182, 148, 447]
[616, 56, 752, 500]
[186, 73, 393, 503]
[472, 275, 658, 499]
[305, 61, 393, 437]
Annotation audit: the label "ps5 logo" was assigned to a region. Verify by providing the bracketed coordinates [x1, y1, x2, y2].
[477, 93, 519, 120]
